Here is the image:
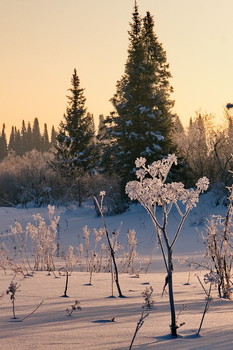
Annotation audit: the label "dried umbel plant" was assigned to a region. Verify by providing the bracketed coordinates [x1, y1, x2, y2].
[201, 185, 233, 300]
[59, 267, 70, 297]
[129, 286, 155, 350]
[197, 271, 221, 335]
[82, 226, 106, 284]
[121, 229, 138, 274]
[6, 281, 20, 319]
[26, 205, 60, 272]
[126, 154, 209, 336]
[66, 300, 82, 316]
[9, 222, 33, 276]
[141, 286, 155, 310]
[94, 192, 124, 297]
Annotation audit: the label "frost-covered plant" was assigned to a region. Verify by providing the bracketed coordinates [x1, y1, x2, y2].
[9, 221, 33, 276]
[201, 185, 233, 299]
[83, 225, 91, 271]
[94, 192, 124, 297]
[0, 239, 29, 277]
[82, 226, 106, 284]
[197, 271, 220, 335]
[65, 245, 75, 272]
[78, 243, 84, 269]
[26, 205, 60, 271]
[126, 154, 209, 336]
[141, 286, 155, 310]
[121, 229, 137, 274]
[62, 245, 80, 275]
[0, 244, 10, 273]
[90, 228, 106, 274]
[6, 281, 20, 319]
[87, 251, 97, 285]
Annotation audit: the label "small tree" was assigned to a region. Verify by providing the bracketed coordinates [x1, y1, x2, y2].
[126, 154, 209, 336]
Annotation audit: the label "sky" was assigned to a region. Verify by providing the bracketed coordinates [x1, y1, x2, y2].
[1, 0, 233, 139]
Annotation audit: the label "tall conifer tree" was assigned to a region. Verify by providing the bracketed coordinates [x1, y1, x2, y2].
[15, 127, 22, 155]
[26, 122, 33, 151]
[42, 123, 50, 151]
[0, 124, 7, 160]
[50, 126, 57, 147]
[8, 126, 16, 152]
[32, 117, 41, 150]
[103, 2, 174, 188]
[54, 68, 96, 177]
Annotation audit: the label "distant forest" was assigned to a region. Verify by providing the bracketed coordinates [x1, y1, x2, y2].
[0, 118, 57, 159]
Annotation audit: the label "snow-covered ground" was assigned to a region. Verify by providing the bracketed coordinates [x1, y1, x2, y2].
[0, 191, 232, 350]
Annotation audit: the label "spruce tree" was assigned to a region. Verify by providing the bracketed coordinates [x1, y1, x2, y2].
[103, 2, 174, 189]
[14, 128, 22, 155]
[0, 124, 7, 160]
[53, 69, 96, 180]
[32, 118, 41, 151]
[173, 114, 184, 134]
[41, 123, 50, 152]
[21, 120, 28, 154]
[8, 126, 16, 152]
[54, 68, 96, 177]
[50, 126, 57, 147]
[26, 122, 33, 152]
[52, 69, 97, 205]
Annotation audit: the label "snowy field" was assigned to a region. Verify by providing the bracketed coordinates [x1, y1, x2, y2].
[0, 190, 233, 350]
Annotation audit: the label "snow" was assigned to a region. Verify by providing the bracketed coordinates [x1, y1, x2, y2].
[0, 191, 232, 350]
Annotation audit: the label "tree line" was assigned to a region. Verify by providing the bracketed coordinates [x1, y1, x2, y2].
[51, 3, 175, 209]
[0, 118, 57, 159]
[0, 2, 232, 209]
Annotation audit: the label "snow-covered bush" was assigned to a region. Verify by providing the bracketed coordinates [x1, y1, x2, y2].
[0, 150, 64, 207]
[0, 150, 99, 207]
[126, 154, 209, 336]
[26, 205, 60, 271]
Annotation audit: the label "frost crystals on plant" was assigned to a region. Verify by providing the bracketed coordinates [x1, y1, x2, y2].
[126, 154, 209, 337]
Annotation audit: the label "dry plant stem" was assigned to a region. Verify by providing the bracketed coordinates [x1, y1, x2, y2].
[7, 281, 20, 319]
[141, 197, 193, 336]
[125, 155, 209, 337]
[19, 300, 44, 322]
[149, 209, 186, 336]
[59, 267, 69, 297]
[110, 258, 114, 297]
[197, 282, 212, 335]
[129, 308, 149, 350]
[94, 197, 123, 297]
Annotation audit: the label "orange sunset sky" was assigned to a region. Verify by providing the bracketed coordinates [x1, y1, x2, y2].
[1, 0, 233, 138]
